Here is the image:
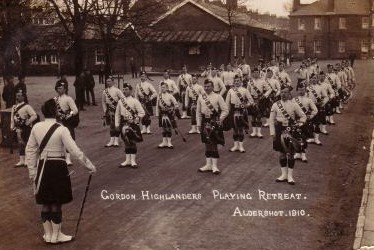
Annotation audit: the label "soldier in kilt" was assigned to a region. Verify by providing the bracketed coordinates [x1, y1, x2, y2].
[54, 80, 79, 165]
[226, 75, 254, 153]
[177, 65, 192, 119]
[156, 82, 180, 149]
[11, 89, 38, 167]
[263, 69, 281, 127]
[247, 68, 272, 138]
[25, 99, 96, 245]
[185, 74, 205, 134]
[269, 88, 306, 185]
[197, 79, 229, 175]
[115, 84, 145, 168]
[101, 77, 124, 147]
[135, 72, 158, 134]
[292, 84, 318, 162]
[305, 73, 328, 145]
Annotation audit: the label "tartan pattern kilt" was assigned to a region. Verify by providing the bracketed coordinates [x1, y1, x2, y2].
[35, 159, 72, 205]
[200, 116, 225, 145]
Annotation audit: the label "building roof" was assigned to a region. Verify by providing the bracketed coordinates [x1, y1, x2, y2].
[151, 0, 271, 31]
[290, 0, 371, 16]
[142, 30, 230, 43]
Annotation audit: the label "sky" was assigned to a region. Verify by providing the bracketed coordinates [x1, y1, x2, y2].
[244, 0, 317, 17]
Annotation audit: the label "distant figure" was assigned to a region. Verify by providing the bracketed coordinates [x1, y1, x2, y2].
[348, 53, 356, 67]
[84, 69, 97, 106]
[15, 75, 28, 103]
[130, 57, 137, 79]
[73, 72, 86, 111]
[2, 76, 16, 108]
[99, 62, 105, 84]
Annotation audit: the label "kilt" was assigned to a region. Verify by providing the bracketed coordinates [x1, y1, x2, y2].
[227, 105, 249, 130]
[325, 101, 335, 116]
[143, 101, 154, 116]
[201, 116, 225, 145]
[273, 122, 299, 154]
[20, 125, 32, 142]
[186, 98, 197, 117]
[159, 112, 177, 128]
[121, 123, 143, 143]
[35, 159, 72, 205]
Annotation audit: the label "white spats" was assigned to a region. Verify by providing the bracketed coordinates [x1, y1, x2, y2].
[42, 221, 52, 243]
[287, 168, 295, 185]
[15, 156, 25, 167]
[198, 158, 212, 172]
[158, 138, 167, 148]
[113, 137, 119, 147]
[276, 167, 288, 182]
[230, 141, 239, 152]
[105, 137, 114, 147]
[211, 158, 220, 175]
[120, 154, 131, 167]
[50, 222, 73, 244]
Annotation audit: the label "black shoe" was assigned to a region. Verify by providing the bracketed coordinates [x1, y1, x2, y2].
[287, 180, 295, 185]
[275, 178, 288, 183]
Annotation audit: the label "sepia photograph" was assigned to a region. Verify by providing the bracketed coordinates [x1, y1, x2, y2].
[0, 0, 374, 249]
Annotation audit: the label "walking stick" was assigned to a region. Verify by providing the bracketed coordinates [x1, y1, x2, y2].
[74, 174, 92, 237]
[174, 127, 187, 142]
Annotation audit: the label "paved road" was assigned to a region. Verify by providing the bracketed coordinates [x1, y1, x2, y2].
[0, 60, 373, 250]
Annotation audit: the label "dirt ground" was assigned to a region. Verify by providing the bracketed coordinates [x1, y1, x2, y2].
[0, 60, 373, 250]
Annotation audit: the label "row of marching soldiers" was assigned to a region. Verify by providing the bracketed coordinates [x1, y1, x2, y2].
[101, 57, 355, 183]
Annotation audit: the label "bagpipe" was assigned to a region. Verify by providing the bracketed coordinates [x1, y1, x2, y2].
[120, 117, 143, 144]
[58, 112, 79, 128]
[280, 121, 304, 154]
[202, 111, 225, 145]
[224, 104, 250, 132]
[248, 95, 268, 117]
[339, 87, 352, 104]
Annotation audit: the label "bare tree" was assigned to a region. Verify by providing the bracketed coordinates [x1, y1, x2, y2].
[91, 0, 180, 76]
[47, 0, 96, 76]
[0, 0, 41, 77]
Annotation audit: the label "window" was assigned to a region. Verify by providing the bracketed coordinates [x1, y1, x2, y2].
[362, 17, 369, 29]
[339, 17, 346, 29]
[233, 35, 237, 57]
[95, 48, 105, 64]
[372, 14, 374, 27]
[50, 54, 58, 64]
[361, 39, 369, 52]
[313, 40, 321, 54]
[241, 36, 245, 57]
[371, 38, 374, 50]
[31, 55, 38, 64]
[298, 18, 305, 30]
[40, 55, 48, 64]
[298, 41, 305, 54]
[314, 17, 322, 30]
[188, 45, 200, 55]
[338, 41, 346, 53]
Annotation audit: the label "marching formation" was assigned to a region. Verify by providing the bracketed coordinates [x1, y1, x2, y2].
[99, 57, 355, 183]
[6, 57, 356, 245]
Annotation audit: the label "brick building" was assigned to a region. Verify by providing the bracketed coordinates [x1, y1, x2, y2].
[289, 0, 374, 60]
[142, 0, 291, 72]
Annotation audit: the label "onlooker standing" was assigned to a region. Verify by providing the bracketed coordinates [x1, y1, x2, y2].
[2, 76, 16, 108]
[99, 62, 105, 84]
[130, 57, 137, 78]
[73, 72, 86, 111]
[15, 75, 28, 103]
[84, 69, 97, 106]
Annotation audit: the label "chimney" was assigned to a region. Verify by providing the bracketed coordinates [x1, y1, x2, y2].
[293, 0, 301, 12]
[327, 0, 334, 12]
